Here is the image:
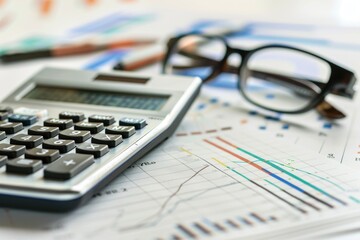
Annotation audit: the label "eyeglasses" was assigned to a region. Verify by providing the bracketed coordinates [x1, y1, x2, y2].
[161, 33, 357, 119]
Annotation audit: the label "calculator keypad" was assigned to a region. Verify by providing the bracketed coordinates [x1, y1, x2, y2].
[0, 108, 149, 182]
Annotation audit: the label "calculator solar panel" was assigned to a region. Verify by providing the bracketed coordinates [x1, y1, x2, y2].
[0, 67, 201, 211]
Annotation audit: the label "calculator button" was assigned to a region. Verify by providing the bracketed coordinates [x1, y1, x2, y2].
[76, 143, 109, 158]
[74, 122, 104, 134]
[0, 131, 6, 141]
[43, 139, 75, 153]
[0, 122, 23, 134]
[88, 115, 115, 126]
[0, 112, 8, 121]
[59, 112, 85, 123]
[0, 106, 13, 113]
[28, 126, 59, 139]
[44, 153, 94, 180]
[10, 134, 43, 149]
[0, 155, 7, 167]
[59, 129, 91, 143]
[0, 143, 25, 158]
[25, 148, 60, 163]
[92, 133, 122, 148]
[119, 117, 146, 130]
[105, 125, 135, 138]
[44, 118, 73, 130]
[8, 114, 37, 126]
[6, 158, 43, 174]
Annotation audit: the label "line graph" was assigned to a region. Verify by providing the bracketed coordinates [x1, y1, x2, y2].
[2, 130, 360, 240]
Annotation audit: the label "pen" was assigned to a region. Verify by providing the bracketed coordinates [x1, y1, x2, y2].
[113, 44, 165, 71]
[112, 25, 244, 71]
[0, 38, 156, 63]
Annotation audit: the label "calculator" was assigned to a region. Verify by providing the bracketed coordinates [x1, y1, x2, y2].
[0, 67, 201, 211]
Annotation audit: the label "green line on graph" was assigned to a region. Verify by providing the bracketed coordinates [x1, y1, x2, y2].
[349, 196, 360, 204]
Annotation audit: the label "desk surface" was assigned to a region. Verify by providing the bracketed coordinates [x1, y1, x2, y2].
[1, 1, 360, 239]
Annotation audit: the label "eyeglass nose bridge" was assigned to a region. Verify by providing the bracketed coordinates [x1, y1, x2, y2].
[217, 47, 251, 74]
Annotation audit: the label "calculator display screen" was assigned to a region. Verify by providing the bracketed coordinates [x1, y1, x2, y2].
[23, 85, 169, 111]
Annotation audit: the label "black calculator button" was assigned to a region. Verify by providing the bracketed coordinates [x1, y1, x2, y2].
[74, 122, 104, 134]
[43, 139, 75, 153]
[0, 143, 25, 158]
[59, 129, 91, 143]
[0, 155, 7, 167]
[105, 125, 135, 138]
[28, 126, 59, 139]
[44, 153, 94, 180]
[76, 143, 109, 158]
[8, 114, 37, 126]
[0, 131, 6, 141]
[25, 148, 60, 163]
[119, 117, 146, 130]
[59, 111, 85, 123]
[10, 134, 43, 149]
[0, 106, 13, 113]
[0, 122, 23, 134]
[0, 112, 8, 121]
[88, 115, 115, 126]
[6, 158, 42, 174]
[92, 133, 122, 148]
[44, 118, 73, 130]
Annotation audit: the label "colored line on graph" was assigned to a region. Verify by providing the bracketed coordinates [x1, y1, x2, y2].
[177, 224, 197, 238]
[238, 217, 253, 226]
[225, 219, 240, 229]
[232, 160, 345, 192]
[264, 179, 321, 211]
[193, 222, 211, 235]
[249, 212, 266, 223]
[214, 136, 347, 206]
[212, 157, 308, 214]
[349, 196, 360, 204]
[206, 138, 336, 208]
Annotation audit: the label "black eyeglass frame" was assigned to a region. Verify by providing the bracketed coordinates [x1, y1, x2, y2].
[162, 33, 357, 115]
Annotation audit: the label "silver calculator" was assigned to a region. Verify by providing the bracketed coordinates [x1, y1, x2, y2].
[0, 67, 201, 211]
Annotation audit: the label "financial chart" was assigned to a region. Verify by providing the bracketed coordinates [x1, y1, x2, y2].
[2, 130, 360, 240]
[177, 86, 359, 167]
